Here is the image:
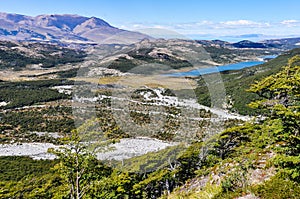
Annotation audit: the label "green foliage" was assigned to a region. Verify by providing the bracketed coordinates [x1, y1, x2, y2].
[0, 88, 67, 109]
[220, 165, 249, 192]
[271, 155, 300, 181]
[251, 119, 282, 148]
[50, 130, 112, 199]
[57, 68, 80, 78]
[0, 79, 72, 109]
[0, 173, 69, 199]
[247, 55, 300, 182]
[252, 172, 300, 199]
[0, 156, 66, 199]
[108, 56, 138, 72]
[212, 124, 251, 159]
[176, 142, 206, 181]
[132, 169, 174, 198]
[89, 171, 134, 199]
[118, 145, 185, 173]
[0, 156, 57, 181]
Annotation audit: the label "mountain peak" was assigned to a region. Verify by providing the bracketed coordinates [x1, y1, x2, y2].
[34, 14, 88, 30]
[84, 16, 111, 27]
[0, 12, 30, 23]
[0, 12, 150, 44]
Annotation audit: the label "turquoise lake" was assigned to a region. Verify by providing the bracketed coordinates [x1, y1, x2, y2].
[167, 61, 265, 77]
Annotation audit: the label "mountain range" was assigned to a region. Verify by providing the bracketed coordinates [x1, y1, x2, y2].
[2, 12, 300, 50]
[197, 38, 300, 50]
[0, 12, 150, 44]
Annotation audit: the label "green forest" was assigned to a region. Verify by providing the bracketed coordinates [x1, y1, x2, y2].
[0, 41, 86, 70]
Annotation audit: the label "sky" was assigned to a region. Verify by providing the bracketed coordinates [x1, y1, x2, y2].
[1, 0, 300, 41]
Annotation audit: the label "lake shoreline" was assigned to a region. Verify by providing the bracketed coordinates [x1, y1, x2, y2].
[166, 60, 265, 77]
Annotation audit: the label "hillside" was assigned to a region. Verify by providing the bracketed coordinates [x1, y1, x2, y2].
[196, 48, 300, 115]
[197, 37, 300, 50]
[87, 39, 211, 73]
[263, 37, 300, 49]
[80, 38, 277, 77]
[0, 40, 86, 70]
[165, 55, 300, 199]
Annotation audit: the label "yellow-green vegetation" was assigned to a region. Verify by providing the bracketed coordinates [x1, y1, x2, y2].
[74, 75, 198, 90]
[251, 172, 300, 199]
[115, 144, 186, 173]
[164, 182, 222, 199]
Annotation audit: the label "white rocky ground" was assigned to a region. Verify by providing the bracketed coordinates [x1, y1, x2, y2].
[0, 143, 58, 160]
[147, 88, 250, 121]
[85, 87, 250, 121]
[0, 137, 176, 160]
[96, 137, 177, 161]
[0, 101, 9, 107]
[51, 85, 73, 95]
[1, 88, 249, 160]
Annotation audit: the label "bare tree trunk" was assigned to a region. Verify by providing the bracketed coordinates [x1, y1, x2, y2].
[165, 179, 170, 195]
[76, 152, 81, 199]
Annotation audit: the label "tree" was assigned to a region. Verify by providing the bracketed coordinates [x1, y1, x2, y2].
[49, 130, 112, 199]
[89, 170, 134, 199]
[213, 124, 251, 159]
[248, 55, 300, 181]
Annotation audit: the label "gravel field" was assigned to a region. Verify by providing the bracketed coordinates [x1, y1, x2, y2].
[0, 137, 176, 160]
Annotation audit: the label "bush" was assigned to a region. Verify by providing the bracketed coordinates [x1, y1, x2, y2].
[252, 172, 300, 199]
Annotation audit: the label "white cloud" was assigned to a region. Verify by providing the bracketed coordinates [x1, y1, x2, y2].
[281, 19, 298, 25]
[173, 21, 213, 30]
[120, 23, 172, 30]
[280, 20, 300, 27]
[117, 19, 300, 40]
[222, 20, 258, 26]
[219, 20, 271, 29]
[132, 24, 144, 28]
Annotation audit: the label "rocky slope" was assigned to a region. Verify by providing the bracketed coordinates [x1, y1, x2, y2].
[0, 12, 150, 44]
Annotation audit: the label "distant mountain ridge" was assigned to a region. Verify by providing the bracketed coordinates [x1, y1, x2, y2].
[197, 38, 300, 50]
[0, 12, 150, 44]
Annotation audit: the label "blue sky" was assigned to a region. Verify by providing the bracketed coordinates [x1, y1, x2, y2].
[1, 0, 300, 41]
